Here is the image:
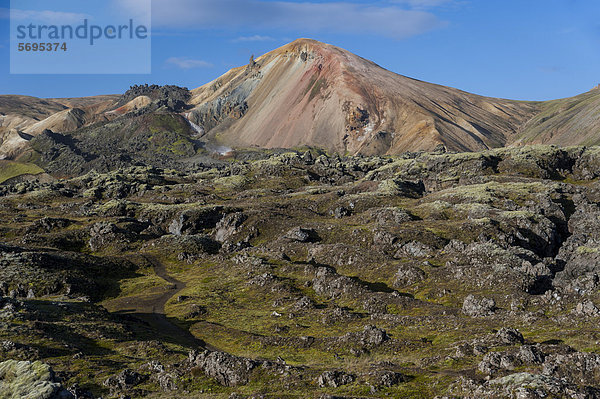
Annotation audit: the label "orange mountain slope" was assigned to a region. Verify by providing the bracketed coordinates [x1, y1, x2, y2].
[188, 39, 540, 154]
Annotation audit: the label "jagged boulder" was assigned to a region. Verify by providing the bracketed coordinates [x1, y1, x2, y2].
[284, 227, 319, 243]
[362, 370, 407, 388]
[88, 221, 132, 251]
[341, 325, 389, 347]
[462, 294, 496, 317]
[518, 345, 545, 364]
[393, 264, 426, 287]
[215, 212, 247, 242]
[103, 369, 145, 391]
[478, 352, 518, 375]
[495, 328, 524, 345]
[317, 370, 355, 388]
[312, 267, 365, 300]
[189, 350, 257, 387]
[168, 207, 225, 236]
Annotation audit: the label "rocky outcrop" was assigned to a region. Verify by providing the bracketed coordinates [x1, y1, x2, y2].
[103, 369, 145, 391]
[317, 370, 355, 388]
[0, 247, 135, 300]
[341, 325, 389, 347]
[118, 84, 191, 112]
[189, 350, 258, 387]
[155, 234, 221, 255]
[168, 207, 225, 236]
[457, 372, 600, 398]
[0, 360, 73, 399]
[284, 227, 320, 243]
[495, 328, 524, 345]
[462, 295, 496, 317]
[88, 221, 133, 251]
[215, 212, 247, 243]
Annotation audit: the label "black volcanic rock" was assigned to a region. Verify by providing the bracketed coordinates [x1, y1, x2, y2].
[2, 145, 600, 397]
[118, 84, 191, 112]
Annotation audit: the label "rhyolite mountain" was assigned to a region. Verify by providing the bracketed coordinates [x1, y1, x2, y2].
[187, 38, 539, 155]
[186, 38, 600, 154]
[1, 38, 600, 166]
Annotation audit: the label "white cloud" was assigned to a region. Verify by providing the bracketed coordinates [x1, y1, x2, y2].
[117, 0, 446, 40]
[233, 35, 276, 43]
[166, 57, 213, 69]
[9, 9, 89, 24]
[109, 0, 151, 24]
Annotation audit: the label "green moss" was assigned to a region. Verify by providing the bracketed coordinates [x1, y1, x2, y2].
[377, 179, 405, 195]
[213, 174, 249, 189]
[0, 360, 61, 399]
[414, 200, 454, 220]
[116, 273, 171, 299]
[0, 161, 44, 183]
[576, 246, 600, 255]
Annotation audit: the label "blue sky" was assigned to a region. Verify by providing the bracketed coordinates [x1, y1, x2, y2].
[0, 0, 599, 101]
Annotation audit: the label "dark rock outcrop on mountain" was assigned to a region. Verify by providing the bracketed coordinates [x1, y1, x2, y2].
[119, 84, 191, 108]
[29, 113, 199, 175]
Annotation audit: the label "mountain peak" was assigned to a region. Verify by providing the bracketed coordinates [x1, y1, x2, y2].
[286, 37, 326, 47]
[188, 39, 539, 155]
[278, 38, 333, 52]
[263, 38, 347, 62]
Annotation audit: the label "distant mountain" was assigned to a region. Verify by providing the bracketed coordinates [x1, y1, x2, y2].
[0, 95, 117, 159]
[187, 38, 539, 155]
[513, 88, 600, 147]
[1, 38, 600, 166]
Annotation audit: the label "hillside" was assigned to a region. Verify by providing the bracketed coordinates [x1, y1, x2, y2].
[189, 39, 539, 155]
[2, 145, 600, 397]
[0, 95, 117, 160]
[513, 87, 600, 146]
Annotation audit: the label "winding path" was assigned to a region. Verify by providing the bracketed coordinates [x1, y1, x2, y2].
[137, 254, 207, 348]
[142, 254, 186, 315]
[107, 254, 208, 349]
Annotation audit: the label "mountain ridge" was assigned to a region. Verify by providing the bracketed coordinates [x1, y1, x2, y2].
[187, 38, 540, 154]
[0, 38, 599, 163]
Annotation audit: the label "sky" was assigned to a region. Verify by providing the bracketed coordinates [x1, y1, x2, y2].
[0, 0, 599, 101]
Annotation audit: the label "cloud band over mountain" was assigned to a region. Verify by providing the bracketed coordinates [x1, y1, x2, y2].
[116, 0, 447, 39]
